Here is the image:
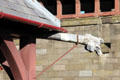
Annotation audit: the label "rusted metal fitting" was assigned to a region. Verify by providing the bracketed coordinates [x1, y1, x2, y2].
[76, 34, 79, 45]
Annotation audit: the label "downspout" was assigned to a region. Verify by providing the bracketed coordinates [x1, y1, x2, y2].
[49, 33, 104, 56]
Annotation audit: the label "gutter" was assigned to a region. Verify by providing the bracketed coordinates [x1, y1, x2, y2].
[0, 12, 67, 33]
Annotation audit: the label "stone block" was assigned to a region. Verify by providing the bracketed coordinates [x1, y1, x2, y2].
[112, 70, 120, 76]
[36, 49, 47, 55]
[79, 70, 92, 77]
[36, 66, 43, 71]
[75, 77, 93, 80]
[61, 17, 99, 27]
[66, 64, 86, 71]
[53, 65, 66, 71]
[58, 71, 79, 77]
[51, 78, 63, 80]
[110, 24, 120, 35]
[111, 35, 120, 56]
[63, 77, 75, 80]
[101, 24, 110, 42]
[68, 58, 92, 64]
[112, 77, 120, 80]
[93, 70, 113, 77]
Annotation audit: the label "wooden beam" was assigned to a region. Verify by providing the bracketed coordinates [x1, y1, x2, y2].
[0, 34, 28, 80]
[20, 36, 36, 80]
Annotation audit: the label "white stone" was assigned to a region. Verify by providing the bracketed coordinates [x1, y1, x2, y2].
[53, 65, 65, 71]
[36, 66, 43, 71]
[16, 45, 19, 50]
[36, 49, 47, 55]
[79, 70, 93, 77]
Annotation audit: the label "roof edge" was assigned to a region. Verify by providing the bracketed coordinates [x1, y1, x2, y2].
[0, 12, 67, 33]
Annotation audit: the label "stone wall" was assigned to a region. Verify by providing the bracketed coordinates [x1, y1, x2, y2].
[1, 16, 120, 80]
[35, 16, 120, 80]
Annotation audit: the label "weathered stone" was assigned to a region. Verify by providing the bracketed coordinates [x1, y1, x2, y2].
[112, 77, 120, 80]
[79, 70, 93, 77]
[53, 65, 66, 71]
[36, 66, 43, 71]
[93, 70, 113, 77]
[36, 49, 47, 55]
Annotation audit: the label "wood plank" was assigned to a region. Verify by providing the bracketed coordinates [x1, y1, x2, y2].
[0, 0, 58, 26]
[0, 0, 37, 16]
[0, 0, 9, 8]
[0, 35, 28, 80]
[0, 6, 55, 26]
[6, 0, 26, 6]
[20, 37, 36, 80]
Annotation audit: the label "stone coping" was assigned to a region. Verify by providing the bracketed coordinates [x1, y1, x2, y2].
[61, 15, 120, 27]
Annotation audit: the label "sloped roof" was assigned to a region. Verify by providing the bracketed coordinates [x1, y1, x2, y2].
[0, 0, 67, 32]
